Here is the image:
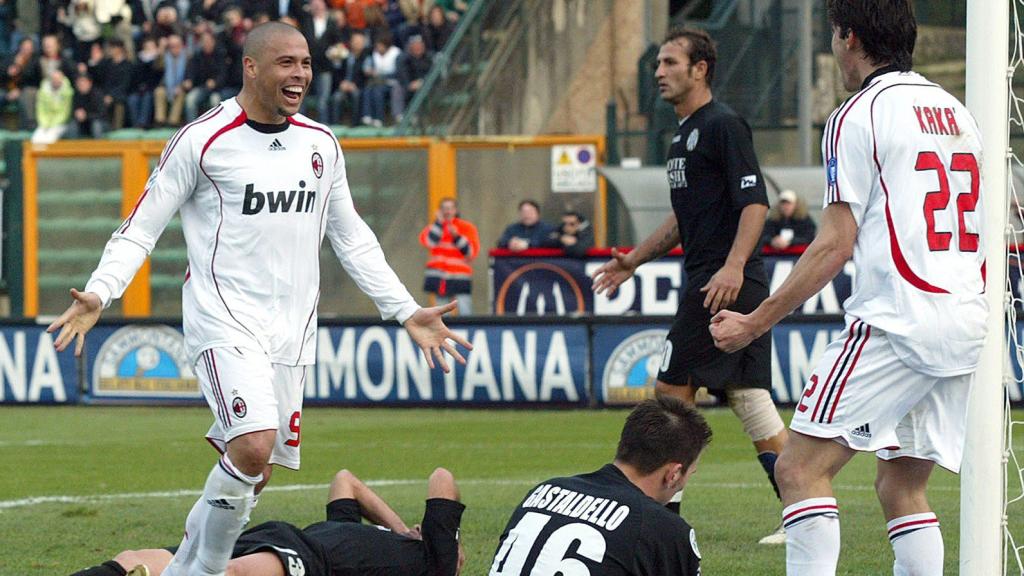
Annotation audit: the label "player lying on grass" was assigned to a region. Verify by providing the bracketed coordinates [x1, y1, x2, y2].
[71, 467, 465, 576]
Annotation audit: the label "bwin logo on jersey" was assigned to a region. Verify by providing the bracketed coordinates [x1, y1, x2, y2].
[242, 182, 317, 214]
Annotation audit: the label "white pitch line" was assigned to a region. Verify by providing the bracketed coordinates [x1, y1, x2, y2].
[0, 478, 537, 510]
[0, 478, 957, 511]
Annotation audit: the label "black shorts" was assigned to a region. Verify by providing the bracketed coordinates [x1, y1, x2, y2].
[657, 275, 771, 391]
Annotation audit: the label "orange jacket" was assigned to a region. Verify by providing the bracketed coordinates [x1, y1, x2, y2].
[419, 217, 480, 277]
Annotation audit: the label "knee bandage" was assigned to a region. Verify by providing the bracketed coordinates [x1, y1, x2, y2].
[726, 388, 784, 442]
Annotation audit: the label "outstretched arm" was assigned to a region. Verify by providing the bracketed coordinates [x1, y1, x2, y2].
[710, 203, 857, 352]
[329, 469, 410, 534]
[591, 213, 679, 296]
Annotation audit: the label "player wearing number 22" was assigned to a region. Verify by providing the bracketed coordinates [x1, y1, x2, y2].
[489, 397, 711, 575]
[711, 1, 986, 575]
[45, 22, 470, 576]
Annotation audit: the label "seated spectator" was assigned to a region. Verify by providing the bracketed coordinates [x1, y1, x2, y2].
[398, 34, 431, 104]
[154, 32, 187, 126]
[330, 29, 369, 125]
[218, 5, 247, 100]
[93, 39, 132, 129]
[343, 0, 386, 31]
[497, 199, 559, 251]
[553, 210, 595, 257]
[0, 37, 40, 130]
[126, 36, 161, 128]
[762, 189, 817, 250]
[301, 0, 334, 122]
[31, 70, 72, 144]
[59, 0, 102, 63]
[362, 4, 390, 45]
[189, 0, 230, 25]
[183, 30, 225, 122]
[361, 32, 403, 126]
[423, 5, 454, 53]
[69, 73, 107, 138]
[152, 4, 185, 44]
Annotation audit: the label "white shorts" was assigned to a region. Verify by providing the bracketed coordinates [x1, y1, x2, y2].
[790, 317, 973, 472]
[195, 347, 308, 470]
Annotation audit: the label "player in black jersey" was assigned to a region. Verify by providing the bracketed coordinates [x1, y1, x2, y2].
[592, 27, 789, 543]
[488, 396, 712, 575]
[71, 468, 465, 576]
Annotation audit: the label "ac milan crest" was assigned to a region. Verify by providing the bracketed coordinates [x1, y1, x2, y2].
[311, 152, 324, 179]
[232, 396, 247, 418]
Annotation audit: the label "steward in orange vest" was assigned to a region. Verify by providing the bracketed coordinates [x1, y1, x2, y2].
[419, 199, 480, 311]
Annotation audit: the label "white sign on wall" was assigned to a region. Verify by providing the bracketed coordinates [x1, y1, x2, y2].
[551, 145, 597, 193]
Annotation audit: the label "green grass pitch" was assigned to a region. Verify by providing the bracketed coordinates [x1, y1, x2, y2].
[0, 406, 1020, 575]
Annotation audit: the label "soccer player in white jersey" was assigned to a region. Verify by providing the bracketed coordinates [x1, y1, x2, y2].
[46, 22, 472, 576]
[710, 1, 986, 574]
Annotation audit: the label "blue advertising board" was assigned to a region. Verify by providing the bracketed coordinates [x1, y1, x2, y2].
[591, 319, 854, 406]
[309, 324, 590, 405]
[0, 324, 78, 403]
[492, 252, 854, 316]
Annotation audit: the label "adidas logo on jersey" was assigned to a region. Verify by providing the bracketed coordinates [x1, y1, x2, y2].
[268, 138, 286, 151]
[242, 182, 317, 214]
[206, 498, 236, 510]
[851, 423, 872, 439]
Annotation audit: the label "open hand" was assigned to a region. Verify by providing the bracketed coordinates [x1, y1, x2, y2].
[591, 247, 636, 296]
[403, 301, 473, 372]
[46, 288, 103, 356]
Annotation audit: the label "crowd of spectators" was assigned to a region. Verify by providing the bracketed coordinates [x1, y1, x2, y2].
[0, 0, 468, 142]
[497, 200, 595, 256]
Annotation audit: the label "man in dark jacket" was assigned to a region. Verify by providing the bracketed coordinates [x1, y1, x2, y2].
[553, 210, 595, 258]
[398, 34, 431, 104]
[183, 30, 225, 121]
[70, 73, 107, 138]
[497, 200, 559, 251]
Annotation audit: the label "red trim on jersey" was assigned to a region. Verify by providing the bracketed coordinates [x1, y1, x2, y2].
[184, 265, 191, 283]
[202, 350, 229, 428]
[888, 517, 939, 535]
[870, 84, 950, 294]
[205, 350, 232, 428]
[205, 436, 225, 455]
[199, 109, 265, 345]
[827, 324, 871, 423]
[783, 504, 839, 522]
[286, 116, 339, 365]
[119, 106, 225, 235]
[812, 320, 859, 422]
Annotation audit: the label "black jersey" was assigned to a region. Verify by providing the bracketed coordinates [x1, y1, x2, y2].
[666, 100, 769, 286]
[229, 498, 465, 576]
[489, 464, 701, 576]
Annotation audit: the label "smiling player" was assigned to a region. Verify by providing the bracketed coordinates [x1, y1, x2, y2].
[47, 21, 471, 576]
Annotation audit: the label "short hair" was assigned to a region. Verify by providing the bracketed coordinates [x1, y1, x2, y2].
[662, 27, 717, 84]
[561, 210, 584, 222]
[518, 199, 540, 212]
[244, 21, 304, 60]
[615, 396, 712, 475]
[827, 0, 915, 70]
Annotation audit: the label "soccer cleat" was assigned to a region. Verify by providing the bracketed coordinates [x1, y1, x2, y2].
[758, 523, 786, 545]
[126, 565, 151, 576]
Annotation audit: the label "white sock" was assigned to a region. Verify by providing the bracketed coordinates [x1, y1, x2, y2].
[162, 455, 262, 576]
[888, 512, 942, 576]
[783, 497, 840, 576]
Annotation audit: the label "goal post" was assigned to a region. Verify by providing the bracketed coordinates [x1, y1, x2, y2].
[961, 0, 1010, 574]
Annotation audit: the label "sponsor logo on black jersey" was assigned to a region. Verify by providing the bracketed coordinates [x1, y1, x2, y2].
[686, 128, 700, 151]
[740, 174, 758, 189]
[667, 157, 687, 189]
[242, 181, 317, 214]
[311, 152, 324, 178]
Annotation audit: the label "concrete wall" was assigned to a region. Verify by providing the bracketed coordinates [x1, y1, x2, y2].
[479, 0, 667, 137]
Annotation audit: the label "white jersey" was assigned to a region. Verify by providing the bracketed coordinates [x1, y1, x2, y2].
[823, 70, 987, 376]
[85, 98, 420, 365]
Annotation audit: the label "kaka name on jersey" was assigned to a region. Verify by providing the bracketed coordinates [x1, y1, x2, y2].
[242, 181, 318, 215]
[912, 105, 961, 136]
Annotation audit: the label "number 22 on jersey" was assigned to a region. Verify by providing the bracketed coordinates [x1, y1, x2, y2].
[915, 151, 980, 253]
